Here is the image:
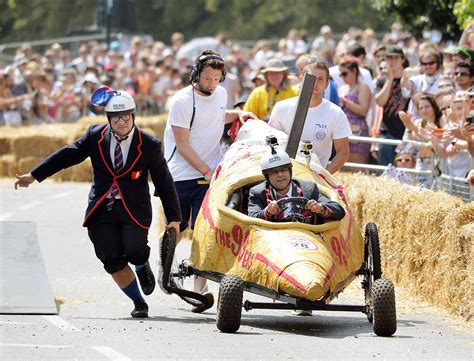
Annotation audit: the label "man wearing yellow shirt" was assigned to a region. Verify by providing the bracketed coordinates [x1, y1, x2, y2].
[244, 58, 299, 121]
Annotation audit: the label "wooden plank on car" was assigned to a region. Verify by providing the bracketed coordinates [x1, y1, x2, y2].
[285, 73, 315, 158]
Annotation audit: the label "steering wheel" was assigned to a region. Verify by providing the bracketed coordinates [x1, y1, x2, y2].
[275, 196, 311, 223]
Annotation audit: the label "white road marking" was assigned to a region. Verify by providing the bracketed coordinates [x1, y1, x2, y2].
[42, 315, 79, 331]
[18, 201, 41, 211]
[0, 212, 14, 221]
[92, 346, 132, 361]
[0, 321, 34, 325]
[48, 191, 73, 199]
[0, 343, 72, 348]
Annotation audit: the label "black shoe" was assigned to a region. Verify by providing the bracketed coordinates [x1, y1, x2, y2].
[136, 262, 155, 296]
[131, 301, 148, 318]
[191, 293, 214, 313]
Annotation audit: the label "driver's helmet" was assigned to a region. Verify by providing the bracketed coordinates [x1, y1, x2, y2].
[260, 149, 293, 175]
[104, 90, 136, 118]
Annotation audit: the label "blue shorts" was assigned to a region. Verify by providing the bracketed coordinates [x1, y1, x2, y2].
[174, 179, 209, 232]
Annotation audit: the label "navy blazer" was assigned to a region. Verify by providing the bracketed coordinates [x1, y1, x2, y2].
[247, 179, 345, 224]
[31, 124, 181, 229]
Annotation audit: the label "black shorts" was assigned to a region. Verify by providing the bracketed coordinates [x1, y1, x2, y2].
[174, 179, 209, 232]
[87, 200, 150, 274]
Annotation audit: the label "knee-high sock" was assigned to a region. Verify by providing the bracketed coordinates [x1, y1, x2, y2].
[121, 279, 145, 303]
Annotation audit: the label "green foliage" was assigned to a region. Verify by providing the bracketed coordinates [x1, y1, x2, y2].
[453, 0, 474, 29]
[0, 0, 462, 44]
[373, 0, 461, 40]
[1, 0, 96, 42]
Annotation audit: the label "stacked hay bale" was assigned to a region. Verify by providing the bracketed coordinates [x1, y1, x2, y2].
[0, 115, 168, 180]
[339, 172, 473, 319]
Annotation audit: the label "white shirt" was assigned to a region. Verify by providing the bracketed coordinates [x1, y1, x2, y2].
[109, 127, 135, 199]
[409, 73, 441, 95]
[164, 85, 227, 181]
[269, 97, 352, 167]
[110, 126, 135, 168]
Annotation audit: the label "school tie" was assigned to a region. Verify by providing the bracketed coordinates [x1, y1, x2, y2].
[106, 139, 125, 211]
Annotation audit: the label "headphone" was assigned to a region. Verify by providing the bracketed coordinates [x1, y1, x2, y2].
[189, 54, 226, 84]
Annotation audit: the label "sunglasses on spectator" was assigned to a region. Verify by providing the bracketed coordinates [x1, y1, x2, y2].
[340, 71, 349, 77]
[395, 158, 413, 163]
[420, 61, 436, 66]
[455, 71, 470, 77]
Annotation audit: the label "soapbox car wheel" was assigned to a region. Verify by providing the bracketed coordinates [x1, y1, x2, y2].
[275, 196, 311, 223]
[216, 275, 244, 333]
[372, 278, 397, 336]
[363, 222, 382, 322]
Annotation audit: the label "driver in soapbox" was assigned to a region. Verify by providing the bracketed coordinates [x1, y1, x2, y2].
[247, 147, 345, 224]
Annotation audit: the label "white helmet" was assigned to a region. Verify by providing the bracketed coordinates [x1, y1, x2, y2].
[260, 149, 292, 175]
[104, 90, 136, 116]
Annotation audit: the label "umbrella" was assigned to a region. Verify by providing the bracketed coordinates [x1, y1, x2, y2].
[176, 37, 230, 60]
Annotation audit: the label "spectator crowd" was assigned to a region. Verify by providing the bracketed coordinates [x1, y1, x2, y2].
[1, 23, 473, 182]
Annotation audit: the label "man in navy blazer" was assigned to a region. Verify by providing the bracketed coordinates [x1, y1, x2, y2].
[15, 89, 181, 318]
[248, 147, 345, 224]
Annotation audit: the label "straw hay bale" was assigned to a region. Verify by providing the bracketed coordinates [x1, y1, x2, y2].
[0, 136, 12, 155]
[0, 114, 168, 180]
[339, 172, 472, 318]
[16, 156, 44, 175]
[11, 130, 69, 159]
[0, 154, 15, 176]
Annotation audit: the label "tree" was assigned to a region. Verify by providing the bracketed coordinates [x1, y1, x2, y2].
[453, 0, 474, 30]
[1, 0, 393, 44]
[0, 0, 96, 43]
[372, 0, 461, 40]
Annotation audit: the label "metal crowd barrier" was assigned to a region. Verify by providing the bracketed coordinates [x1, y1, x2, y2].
[342, 135, 473, 202]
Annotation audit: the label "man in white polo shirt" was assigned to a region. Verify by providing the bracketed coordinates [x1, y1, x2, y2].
[269, 58, 351, 174]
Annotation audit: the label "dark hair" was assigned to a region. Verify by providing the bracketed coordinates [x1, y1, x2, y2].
[456, 61, 474, 77]
[347, 43, 366, 58]
[198, 49, 225, 75]
[417, 94, 442, 128]
[190, 49, 226, 83]
[338, 55, 360, 82]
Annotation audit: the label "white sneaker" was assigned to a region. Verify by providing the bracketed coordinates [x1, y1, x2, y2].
[292, 309, 313, 316]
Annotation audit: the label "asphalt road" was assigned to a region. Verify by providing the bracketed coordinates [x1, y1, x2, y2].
[0, 180, 472, 360]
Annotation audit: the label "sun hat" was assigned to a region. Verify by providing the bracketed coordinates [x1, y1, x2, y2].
[261, 58, 288, 73]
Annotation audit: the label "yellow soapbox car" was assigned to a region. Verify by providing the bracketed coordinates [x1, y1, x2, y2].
[159, 119, 396, 337]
